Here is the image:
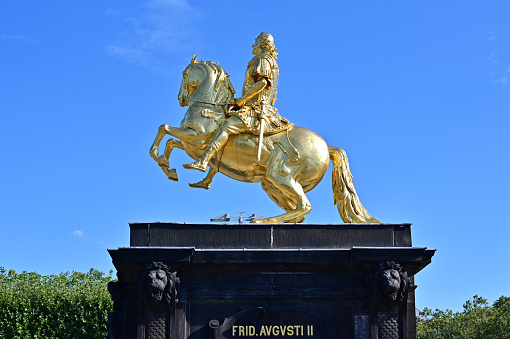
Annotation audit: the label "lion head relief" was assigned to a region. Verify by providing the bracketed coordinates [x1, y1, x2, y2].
[138, 262, 178, 308]
[373, 261, 409, 310]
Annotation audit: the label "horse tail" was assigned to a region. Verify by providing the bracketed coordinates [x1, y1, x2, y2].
[328, 146, 380, 223]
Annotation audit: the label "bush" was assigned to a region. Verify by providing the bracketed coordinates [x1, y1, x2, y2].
[0, 267, 113, 339]
[417, 295, 510, 339]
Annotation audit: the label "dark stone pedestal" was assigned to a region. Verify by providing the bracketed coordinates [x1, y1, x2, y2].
[108, 223, 434, 339]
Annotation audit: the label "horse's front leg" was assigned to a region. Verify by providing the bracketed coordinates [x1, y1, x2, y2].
[150, 123, 202, 159]
[159, 138, 184, 181]
[149, 124, 187, 180]
[162, 124, 205, 147]
[150, 124, 208, 180]
[149, 124, 171, 163]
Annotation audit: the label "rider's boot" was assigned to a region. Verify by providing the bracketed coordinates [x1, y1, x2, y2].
[183, 119, 234, 172]
[183, 145, 216, 172]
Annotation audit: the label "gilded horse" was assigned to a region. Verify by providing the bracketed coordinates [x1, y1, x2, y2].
[149, 57, 379, 224]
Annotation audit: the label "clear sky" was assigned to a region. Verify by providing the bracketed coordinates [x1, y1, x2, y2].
[1, 1, 509, 312]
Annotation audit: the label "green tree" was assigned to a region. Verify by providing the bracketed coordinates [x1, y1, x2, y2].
[0, 267, 114, 339]
[417, 295, 510, 339]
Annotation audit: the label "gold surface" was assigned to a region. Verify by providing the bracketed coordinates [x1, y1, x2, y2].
[150, 33, 379, 224]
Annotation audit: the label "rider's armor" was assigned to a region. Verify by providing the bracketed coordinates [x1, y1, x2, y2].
[229, 52, 292, 135]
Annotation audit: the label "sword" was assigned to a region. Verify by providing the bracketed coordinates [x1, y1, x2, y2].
[257, 103, 266, 161]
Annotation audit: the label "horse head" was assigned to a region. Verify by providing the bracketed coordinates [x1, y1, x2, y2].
[178, 55, 236, 107]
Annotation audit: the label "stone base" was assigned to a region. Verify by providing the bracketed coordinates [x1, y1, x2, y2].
[108, 223, 434, 339]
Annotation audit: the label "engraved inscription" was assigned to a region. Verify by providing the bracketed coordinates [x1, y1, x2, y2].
[209, 307, 333, 339]
[232, 325, 314, 337]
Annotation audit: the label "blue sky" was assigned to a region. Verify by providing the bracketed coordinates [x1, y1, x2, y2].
[1, 1, 509, 312]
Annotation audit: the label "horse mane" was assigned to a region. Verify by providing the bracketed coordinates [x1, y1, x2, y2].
[197, 61, 236, 104]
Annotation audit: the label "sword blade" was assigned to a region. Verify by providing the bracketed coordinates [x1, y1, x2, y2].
[257, 117, 264, 161]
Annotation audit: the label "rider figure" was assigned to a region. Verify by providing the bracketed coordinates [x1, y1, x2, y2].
[183, 32, 292, 172]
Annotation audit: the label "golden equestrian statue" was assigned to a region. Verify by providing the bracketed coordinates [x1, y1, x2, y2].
[149, 32, 379, 224]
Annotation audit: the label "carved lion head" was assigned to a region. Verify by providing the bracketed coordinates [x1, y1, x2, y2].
[374, 261, 409, 309]
[138, 262, 174, 306]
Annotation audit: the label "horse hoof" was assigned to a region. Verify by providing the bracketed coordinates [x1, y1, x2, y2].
[287, 216, 305, 223]
[250, 218, 264, 224]
[166, 168, 178, 181]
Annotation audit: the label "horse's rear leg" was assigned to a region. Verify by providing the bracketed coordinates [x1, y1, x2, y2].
[260, 181, 305, 223]
[252, 176, 311, 224]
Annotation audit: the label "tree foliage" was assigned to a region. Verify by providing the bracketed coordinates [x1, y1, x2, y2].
[0, 267, 113, 339]
[417, 295, 510, 339]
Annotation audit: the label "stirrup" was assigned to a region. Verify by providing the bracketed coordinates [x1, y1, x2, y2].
[183, 161, 207, 172]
